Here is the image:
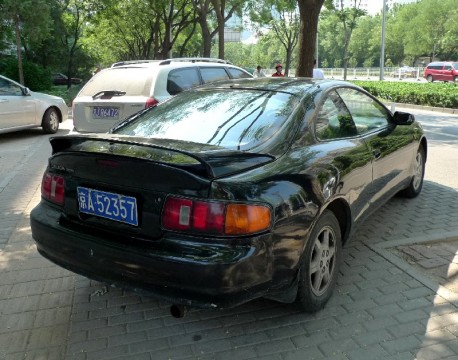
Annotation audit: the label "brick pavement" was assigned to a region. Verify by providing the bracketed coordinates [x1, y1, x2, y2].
[1, 117, 458, 360]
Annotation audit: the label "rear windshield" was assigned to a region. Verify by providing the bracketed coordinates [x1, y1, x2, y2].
[78, 68, 154, 97]
[114, 89, 300, 151]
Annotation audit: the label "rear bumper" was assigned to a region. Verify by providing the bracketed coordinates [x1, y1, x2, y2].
[30, 203, 274, 309]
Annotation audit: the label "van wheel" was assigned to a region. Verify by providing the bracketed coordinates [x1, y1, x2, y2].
[426, 75, 433, 82]
[454, 76, 458, 83]
[42, 108, 60, 134]
[296, 210, 342, 312]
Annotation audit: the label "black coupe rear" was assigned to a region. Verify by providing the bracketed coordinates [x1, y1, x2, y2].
[30, 78, 427, 314]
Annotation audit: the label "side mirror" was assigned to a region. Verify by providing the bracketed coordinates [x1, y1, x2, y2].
[22, 87, 31, 96]
[392, 111, 414, 125]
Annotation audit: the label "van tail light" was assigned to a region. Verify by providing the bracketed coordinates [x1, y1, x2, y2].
[41, 173, 65, 205]
[145, 97, 159, 108]
[162, 197, 271, 236]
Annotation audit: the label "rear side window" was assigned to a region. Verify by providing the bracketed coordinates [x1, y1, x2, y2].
[227, 68, 252, 79]
[427, 64, 444, 70]
[79, 68, 154, 97]
[315, 91, 356, 140]
[167, 68, 201, 95]
[200, 67, 230, 83]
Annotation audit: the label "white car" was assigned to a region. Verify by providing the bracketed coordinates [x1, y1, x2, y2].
[72, 58, 253, 133]
[0, 75, 68, 134]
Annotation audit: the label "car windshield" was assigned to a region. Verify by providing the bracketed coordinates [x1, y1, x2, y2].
[78, 68, 154, 97]
[453, 63, 458, 70]
[114, 89, 300, 151]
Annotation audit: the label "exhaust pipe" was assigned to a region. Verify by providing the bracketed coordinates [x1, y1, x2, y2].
[170, 304, 189, 318]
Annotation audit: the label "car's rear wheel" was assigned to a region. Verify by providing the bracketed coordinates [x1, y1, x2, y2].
[400, 146, 425, 198]
[426, 75, 433, 82]
[42, 108, 60, 134]
[296, 210, 342, 312]
[454, 76, 458, 83]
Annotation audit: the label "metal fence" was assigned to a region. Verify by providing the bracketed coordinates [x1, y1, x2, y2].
[279, 67, 426, 81]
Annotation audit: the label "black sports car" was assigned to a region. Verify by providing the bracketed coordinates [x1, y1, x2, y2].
[30, 78, 427, 317]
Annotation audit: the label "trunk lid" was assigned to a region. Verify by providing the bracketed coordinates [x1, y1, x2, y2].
[48, 134, 274, 239]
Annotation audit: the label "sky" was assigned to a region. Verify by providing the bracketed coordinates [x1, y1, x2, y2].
[367, 0, 384, 15]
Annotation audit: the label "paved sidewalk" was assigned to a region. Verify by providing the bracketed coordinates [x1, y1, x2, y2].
[1, 116, 458, 360]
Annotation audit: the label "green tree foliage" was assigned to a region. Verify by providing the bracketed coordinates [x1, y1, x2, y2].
[247, 0, 300, 76]
[0, 0, 51, 84]
[322, 0, 366, 79]
[2, 0, 457, 86]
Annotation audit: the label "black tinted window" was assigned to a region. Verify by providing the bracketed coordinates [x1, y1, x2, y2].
[167, 68, 201, 95]
[200, 67, 230, 83]
[227, 68, 252, 79]
[315, 91, 356, 140]
[115, 89, 299, 151]
[337, 88, 389, 134]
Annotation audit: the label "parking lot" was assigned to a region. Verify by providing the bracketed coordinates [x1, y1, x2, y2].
[1, 108, 458, 360]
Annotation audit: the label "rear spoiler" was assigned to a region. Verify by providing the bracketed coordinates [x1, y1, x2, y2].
[49, 135, 275, 179]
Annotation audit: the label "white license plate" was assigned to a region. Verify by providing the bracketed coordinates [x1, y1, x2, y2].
[77, 187, 138, 226]
[92, 106, 119, 119]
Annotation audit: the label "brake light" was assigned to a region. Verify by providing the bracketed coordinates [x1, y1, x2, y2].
[41, 173, 65, 205]
[162, 197, 271, 235]
[145, 97, 159, 108]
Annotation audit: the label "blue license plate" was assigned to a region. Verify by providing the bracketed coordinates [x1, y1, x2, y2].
[92, 106, 119, 119]
[77, 187, 138, 226]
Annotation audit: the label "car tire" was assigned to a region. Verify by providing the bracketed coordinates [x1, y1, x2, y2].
[42, 108, 60, 134]
[296, 210, 342, 312]
[426, 75, 433, 82]
[454, 76, 458, 83]
[399, 146, 425, 198]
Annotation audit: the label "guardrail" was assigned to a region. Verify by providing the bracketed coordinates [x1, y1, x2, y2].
[274, 67, 426, 81]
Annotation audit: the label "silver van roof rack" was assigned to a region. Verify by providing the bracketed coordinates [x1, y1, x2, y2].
[111, 58, 232, 68]
[111, 60, 160, 67]
[158, 58, 232, 65]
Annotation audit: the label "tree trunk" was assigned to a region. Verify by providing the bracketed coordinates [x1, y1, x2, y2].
[14, 14, 24, 85]
[200, 18, 212, 57]
[296, 0, 324, 78]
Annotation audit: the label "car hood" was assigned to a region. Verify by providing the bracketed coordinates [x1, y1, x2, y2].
[30, 91, 66, 104]
[50, 134, 275, 179]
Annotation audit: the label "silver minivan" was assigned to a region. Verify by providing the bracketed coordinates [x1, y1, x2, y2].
[72, 58, 252, 133]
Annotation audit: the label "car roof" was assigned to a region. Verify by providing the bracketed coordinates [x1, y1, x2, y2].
[191, 77, 351, 97]
[111, 58, 234, 69]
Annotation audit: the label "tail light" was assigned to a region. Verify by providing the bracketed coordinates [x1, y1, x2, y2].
[162, 197, 271, 236]
[145, 97, 159, 108]
[41, 173, 65, 205]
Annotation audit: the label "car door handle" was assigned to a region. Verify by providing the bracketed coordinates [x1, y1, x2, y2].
[0, 99, 8, 103]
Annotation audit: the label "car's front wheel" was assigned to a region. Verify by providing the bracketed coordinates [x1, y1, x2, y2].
[400, 146, 425, 198]
[42, 108, 60, 134]
[296, 210, 342, 312]
[426, 75, 433, 82]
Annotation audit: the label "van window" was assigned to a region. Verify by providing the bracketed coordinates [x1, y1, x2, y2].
[200, 67, 230, 83]
[167, 68, 201, 95]
[227, 68, 253, 79]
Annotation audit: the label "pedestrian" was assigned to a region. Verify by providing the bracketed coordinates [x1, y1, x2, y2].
[313, 59, 325, 79]
[272, 63, 284, 77]
[253, 65, 266, 78]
